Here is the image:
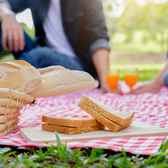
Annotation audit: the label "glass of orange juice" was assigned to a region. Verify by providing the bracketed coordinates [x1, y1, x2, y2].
[124, 68, 138, 90]
[106, 69, 120, 93]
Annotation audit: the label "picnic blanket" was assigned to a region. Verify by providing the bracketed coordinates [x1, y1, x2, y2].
[0, 84, 168, 155]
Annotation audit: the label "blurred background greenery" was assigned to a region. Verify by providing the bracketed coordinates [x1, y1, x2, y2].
[1, 0, 168, 81]
[103, 0, 167, 81]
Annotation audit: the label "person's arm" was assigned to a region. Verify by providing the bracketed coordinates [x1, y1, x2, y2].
[0, 2, 25, 52]
[82, 0, 111, 92]
[129, 60, 168, 94]
[92, 48, 111, 93]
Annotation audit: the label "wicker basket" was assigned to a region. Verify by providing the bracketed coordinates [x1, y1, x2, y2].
[0, 88, 36, 136]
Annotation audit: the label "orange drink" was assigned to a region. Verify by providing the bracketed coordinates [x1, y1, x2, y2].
[124, 74, 138, 90]
[123, 67, 138, 90]
[124, 69, 138, 90]
[106, 74, 119, 92]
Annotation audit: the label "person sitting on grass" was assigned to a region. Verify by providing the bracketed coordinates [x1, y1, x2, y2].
[129, 59, 168, 94]
[0, 0, 113, 93]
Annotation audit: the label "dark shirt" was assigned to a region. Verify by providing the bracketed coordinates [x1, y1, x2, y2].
[0, 0, 110, 78]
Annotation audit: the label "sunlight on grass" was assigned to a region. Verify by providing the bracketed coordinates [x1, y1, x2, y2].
[0, 54, 15, 62]
[109, 64, 164, 71]
[110, 31, 166, 54]
[111, 41, 162, 54]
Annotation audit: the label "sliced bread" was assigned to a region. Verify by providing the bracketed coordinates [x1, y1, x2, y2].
[42, 123, 105, 135]
[78, 101, 131, 132]
[42, 115, 103, 128]
[80, 94, 134, 125]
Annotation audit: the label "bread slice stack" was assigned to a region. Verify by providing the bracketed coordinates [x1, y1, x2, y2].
[42, 116, 105, 135]
[42, 94, 134, 135]
[78, 94, 134, 132]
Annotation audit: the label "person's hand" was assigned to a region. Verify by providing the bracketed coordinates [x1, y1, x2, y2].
[113, 83, 122, 94]
[100, 80, 111, 93]
[129, 80, 163, 95]
[1, 12, 25, 52]
[100, 80, 122, 94]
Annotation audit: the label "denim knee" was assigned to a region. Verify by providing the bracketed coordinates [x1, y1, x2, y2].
[38, 46, 53, 55]
[163, 70, 168, 87]
[18, 46, 54, 68]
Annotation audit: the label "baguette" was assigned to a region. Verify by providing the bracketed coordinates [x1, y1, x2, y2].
[42, 115, 103, 127]
[80, 94, 134, 125]
[30, 66, 96, 98]
[0, 60, 42, 93]
[42, 123, 105, 135]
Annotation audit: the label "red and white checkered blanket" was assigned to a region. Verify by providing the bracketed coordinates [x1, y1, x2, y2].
[1, 84, 168, 155]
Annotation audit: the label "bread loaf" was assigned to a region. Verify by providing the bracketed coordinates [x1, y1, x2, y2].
[30, 66, 96, 98]
[0, 60, 42, 93]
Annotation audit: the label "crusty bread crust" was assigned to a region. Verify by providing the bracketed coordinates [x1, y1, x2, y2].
[0, 61, 42, 93]
[38, 66, 66, 75]
[80, 94, 134, 125]
[42, 123, 105, 135]
[42, 115, 103, 127]
[30, 66, 96, 98]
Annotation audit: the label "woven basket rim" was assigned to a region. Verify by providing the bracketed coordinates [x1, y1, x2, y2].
[0, 88, 35, 103]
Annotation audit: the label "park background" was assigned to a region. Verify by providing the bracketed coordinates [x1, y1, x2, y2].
[0, 1, 168, 167]
[1, 0, 168, 82]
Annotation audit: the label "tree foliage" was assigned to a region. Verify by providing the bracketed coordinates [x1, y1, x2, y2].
[102, 0, 168, 52]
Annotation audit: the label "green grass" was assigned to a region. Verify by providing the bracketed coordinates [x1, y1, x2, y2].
[110, 41, 163, 54]
[0, 54, 15, 62]
[0, 132, 168, 168]
[110, 31, 167, 54]
[110, 64, 164, 71]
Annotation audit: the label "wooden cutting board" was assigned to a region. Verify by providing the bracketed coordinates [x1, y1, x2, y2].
[20, 121, 168, 144]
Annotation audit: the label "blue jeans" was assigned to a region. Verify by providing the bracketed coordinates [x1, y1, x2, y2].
[163, 70, 168, 87]
[17, 46, 85, 70]
[0, 26, 84, 71]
